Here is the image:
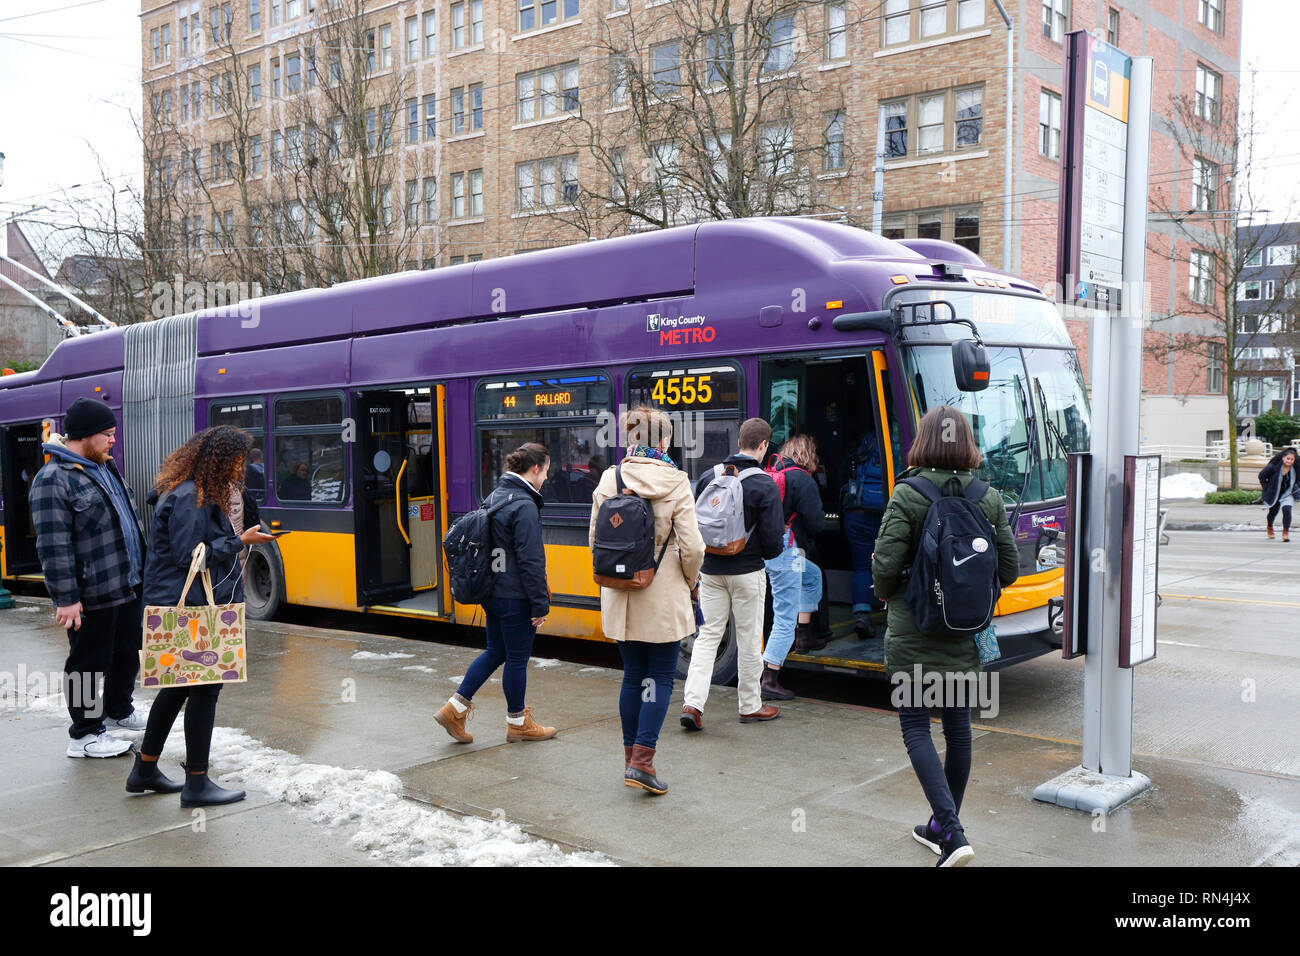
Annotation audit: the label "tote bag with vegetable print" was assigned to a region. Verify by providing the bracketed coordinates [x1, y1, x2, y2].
[140, 543, 247, 687]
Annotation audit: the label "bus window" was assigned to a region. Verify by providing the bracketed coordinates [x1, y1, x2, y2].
[272, 393, 347, 503]
[1023, 347, 1090, 499]
[475, 371, 612, 506]
[211, 399, 266, 502]
[624, 363, 742, 482]
[769, 376, 800, 449]
[404, 392, 435, 499]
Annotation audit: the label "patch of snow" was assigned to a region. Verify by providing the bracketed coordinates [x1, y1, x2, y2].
[578, 667, 604, 674]
[8, 605, 44, 613]
[351, 650, 416, 660]
[401, 665, 438, 675]
[449, 675, 464, 683]
[169, 726, 611, 867]
[530, 658, 562, 669]
[1160, 473, 1218, 499]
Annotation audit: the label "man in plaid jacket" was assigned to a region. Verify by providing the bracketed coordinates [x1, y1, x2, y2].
[29, 398, 148, 758]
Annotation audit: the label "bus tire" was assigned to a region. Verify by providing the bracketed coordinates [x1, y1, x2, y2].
[244, 543, 285, 621]
[676, 614, 738, 686]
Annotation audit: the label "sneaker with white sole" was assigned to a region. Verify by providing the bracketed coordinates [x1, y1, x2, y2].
[106, 710, 148, 732]
[912, 819, 942, 856]
[67, 732, 132, 758]
[936, 830, 974, 868]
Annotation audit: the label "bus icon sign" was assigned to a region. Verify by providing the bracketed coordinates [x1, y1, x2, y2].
[646, 314, 661, 332]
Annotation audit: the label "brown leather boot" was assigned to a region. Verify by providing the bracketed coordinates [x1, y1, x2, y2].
[739, 704, 781, 723]
[1284, 530, 1291, 543]
[1267, 526, 1275, 539]
[624, 745, 633, 769]
[506, 707, 557, 742]
[434, 700, 474, 743]
[793, 622, 829, 653]
[760, 666, 795, 701]
[625, 744, 668, 795]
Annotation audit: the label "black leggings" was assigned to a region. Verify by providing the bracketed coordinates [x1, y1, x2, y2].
[1267, 502, 1293, 532]
[898, 707, 973, 837]
[140, 684, 222, 772]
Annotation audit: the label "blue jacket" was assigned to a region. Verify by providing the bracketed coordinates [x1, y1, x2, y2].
[29, 437, 147, 610]
[143, 480, 246, 607]
[483, 473, 550, 617]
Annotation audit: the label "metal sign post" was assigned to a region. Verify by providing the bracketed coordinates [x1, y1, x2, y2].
[1036, 40, 1154, 814]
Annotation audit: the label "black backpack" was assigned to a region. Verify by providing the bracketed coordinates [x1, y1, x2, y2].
[592, 464, 672, 590]
[442, 493, 514, 605]
[901, 475, 1001, 637]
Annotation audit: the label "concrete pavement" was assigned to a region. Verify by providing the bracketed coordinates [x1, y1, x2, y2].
[1162, 500, 1271, 531]
[4, 588, 1298, 867]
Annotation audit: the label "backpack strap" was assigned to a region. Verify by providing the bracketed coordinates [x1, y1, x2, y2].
[735, 467, 767, 481]
[962, 478, 990, 503]
[900, 475, 941, 504]
[652, 529, 675, 572]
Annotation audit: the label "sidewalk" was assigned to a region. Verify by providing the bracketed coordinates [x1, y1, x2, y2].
[1161, 500, 1270, 531]
[3, 600, 1298, 867]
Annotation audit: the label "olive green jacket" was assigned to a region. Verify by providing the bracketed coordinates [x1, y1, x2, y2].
[871, 466, 1020, 682]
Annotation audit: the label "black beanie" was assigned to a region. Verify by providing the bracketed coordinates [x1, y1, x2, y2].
[64, 398, 117, 440]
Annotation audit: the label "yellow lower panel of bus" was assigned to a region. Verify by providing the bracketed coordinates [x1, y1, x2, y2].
[276, 531, 358, 610]
[995, 568, 1063, 615]
[0, 527, 8, 579]
[452, 542, 608, 641]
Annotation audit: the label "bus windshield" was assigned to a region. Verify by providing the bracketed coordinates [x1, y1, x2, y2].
[890, 288, 1074, 347]
[903, 343, 1090, 505]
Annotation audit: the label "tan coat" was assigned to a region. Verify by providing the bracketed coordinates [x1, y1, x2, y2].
[589, 455, 706, 643]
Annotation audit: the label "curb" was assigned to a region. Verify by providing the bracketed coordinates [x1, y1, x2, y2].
[1164, 522, 1262, 532]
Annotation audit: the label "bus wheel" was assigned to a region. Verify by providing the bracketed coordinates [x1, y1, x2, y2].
[676, 615, 738, 686]
[244, 543, 284, 621]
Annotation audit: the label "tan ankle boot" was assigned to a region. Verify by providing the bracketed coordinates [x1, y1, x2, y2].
[506, 706, 557, 742]
[1268, 526, 1275, 539]
[435, 701, 474, 743]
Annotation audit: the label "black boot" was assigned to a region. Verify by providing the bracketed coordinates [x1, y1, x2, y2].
[125, 753, 184, 794]
[794, 622, 829, 653]
[180, 765, 246, 808]
[760, 666, 795, 701]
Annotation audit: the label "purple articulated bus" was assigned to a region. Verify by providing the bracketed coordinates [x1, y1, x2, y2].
[0, 217, 1089, 683]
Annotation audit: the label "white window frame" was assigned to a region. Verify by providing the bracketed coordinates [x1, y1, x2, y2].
[1195, 64, 1221, 122]
[884, 0, 909, 46]
[518, 63, 579, 122]
[1189, 249, 1213, 305]
[1042, 0, 1068, 43]
[826, 3, 846, 61]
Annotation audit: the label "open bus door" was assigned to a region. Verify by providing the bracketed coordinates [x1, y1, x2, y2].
[0, 422, 46, 577]
[352, 385, 446, 613]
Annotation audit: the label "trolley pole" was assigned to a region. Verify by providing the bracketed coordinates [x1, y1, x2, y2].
[1035, 55, 1155, 813]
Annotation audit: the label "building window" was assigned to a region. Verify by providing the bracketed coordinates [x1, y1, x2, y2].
[520, 0, 580, 31]
[379, 24, 392, 68]
[764, 15, 796, 73]
[272, 58, 280, 97]
[379, 105, 393, 148]
[651, 141, 680, 190]
[917, 211, 942, 239]
[1195, 64, 1221, 122]
[365, 108, 376, 150]
[423, 94, 437, 137]
[180, 18, 189, 56]
[249, 64, 262, 102]
[1041, 0, 1068, 42]
[1193, 156, 1217, 212]
[883, 100, 907, 157]
[424, 11, 437, 54]
[918, 93, 945, 154]
[953, 207, 980, 254]
[1190, 250, 1213, 304]
[920, 1, 946, 38]
[365, 28, 376, 72]
[452, 87, 466, 134]
[706, 31, 733, 85]
[1039, 89, 1062, 159]
[824, 109, 845, 170]
[1268, 244, 1298, 266]
[761, 121, 795, 176]
[826, 3, 846, 60]
[250, 0, 261, 32]
[955, 87, 982, 147]
[1198, 0, 1223, 33]
[406, 180, 418, 223]
[1245, 249, 1263, 267]
[958, 0, 984, 29]
[611, 147, 627, 201]
[1107, 6, 1119, 44]
[471, 0, 484, 43]
[652, 41, 680, 97]
[162, 23, 171, 60]
[518, 63, 579, 122]
[151, 28, 161, 65]
[452, 2, 467, 48]
[1239, 280, 1261, 301]
[516, 155, 578, 211]
[470, 169, 484, 216]
[470, 83, 483, 130]
[250, 135, 263, 175]
[884, 0, 909, 45]
[423, 177, 436, 221]
[611, 53, 630, 105]
[221, 2, 232, 40]
[407, 98, 419, 143]
[286, 52, 301, 93]
[452, 172, 466, 218]
[406, 16, 418, 61]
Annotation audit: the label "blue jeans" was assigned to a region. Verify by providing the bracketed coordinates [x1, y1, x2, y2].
[618, 641, 679, 749]
[458, 597, 536, 713]
[898, 707, 972, 836]
[843, 509, 881, 613]
[763, 539, 823, 667]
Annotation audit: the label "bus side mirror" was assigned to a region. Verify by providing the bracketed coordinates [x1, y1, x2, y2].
[953, 339, 990, 392]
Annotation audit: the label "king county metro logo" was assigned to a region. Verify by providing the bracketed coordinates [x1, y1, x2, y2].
[646, 313, 661, 332]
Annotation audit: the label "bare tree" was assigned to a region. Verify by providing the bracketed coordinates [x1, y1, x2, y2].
[523, 0, 853, 241]
[1148, 74, 1300, 487]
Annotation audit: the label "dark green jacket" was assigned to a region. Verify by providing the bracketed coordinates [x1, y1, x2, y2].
[871, 466, 1020, 682]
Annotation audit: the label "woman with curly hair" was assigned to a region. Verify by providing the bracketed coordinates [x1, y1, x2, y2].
[125, 426, 275, 806]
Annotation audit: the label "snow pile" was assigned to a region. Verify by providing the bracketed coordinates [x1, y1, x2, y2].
[530, 658, 562, 669]
[351, 650, 415, 661]
[7, 605, 44, 613]
[1161, 472, 1219, 500]
[177, 727, 611, 867]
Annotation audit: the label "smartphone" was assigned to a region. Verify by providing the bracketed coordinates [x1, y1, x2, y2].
[261, 525, 290, 537]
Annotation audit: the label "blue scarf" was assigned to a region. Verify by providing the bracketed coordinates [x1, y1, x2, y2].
[627, 446, 678, 469]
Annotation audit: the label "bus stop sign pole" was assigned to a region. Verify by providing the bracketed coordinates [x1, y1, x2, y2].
[1034, 49, 1154, 814]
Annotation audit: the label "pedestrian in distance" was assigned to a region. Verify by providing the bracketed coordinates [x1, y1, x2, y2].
[682, 418, 785, 730]
[126, 427, 276, 805]
[760, 434, 826, 701]
[1260, 447, 1298, 543]
[590, 407, 705, 795]
[871, 406, 1019, 867]
[30, 398, 150, 758]
[436, 442, 558, 744]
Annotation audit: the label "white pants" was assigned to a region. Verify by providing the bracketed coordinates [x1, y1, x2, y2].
[683, 570, 768, 716]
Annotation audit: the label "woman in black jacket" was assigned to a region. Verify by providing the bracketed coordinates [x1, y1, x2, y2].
[436, 443, 558, 744]
[1260, 447, 1298, 542]
[125, 427, 275, 806]
[760, 434, 826, 700]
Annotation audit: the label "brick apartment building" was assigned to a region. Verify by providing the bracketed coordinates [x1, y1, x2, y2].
[140, 0, 1241, 447]
[1236, 220, 1300, 418]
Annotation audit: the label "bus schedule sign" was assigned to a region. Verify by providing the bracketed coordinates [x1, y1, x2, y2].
[1058, 31, 1132, 310]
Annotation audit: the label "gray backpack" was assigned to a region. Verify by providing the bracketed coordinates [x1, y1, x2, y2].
[695, 464, 766, 555]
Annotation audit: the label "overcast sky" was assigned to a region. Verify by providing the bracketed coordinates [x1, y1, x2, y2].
[1, 0, 1298, 241]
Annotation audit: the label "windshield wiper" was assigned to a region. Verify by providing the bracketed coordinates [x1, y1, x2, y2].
[1034, 377, 1071, 460]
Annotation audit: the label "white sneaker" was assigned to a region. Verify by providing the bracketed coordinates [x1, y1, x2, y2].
[106, 710, 148, 732]
[67, 732, 132, 758]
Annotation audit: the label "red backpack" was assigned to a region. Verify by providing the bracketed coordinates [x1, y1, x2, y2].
[764, 457, 804, 543]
